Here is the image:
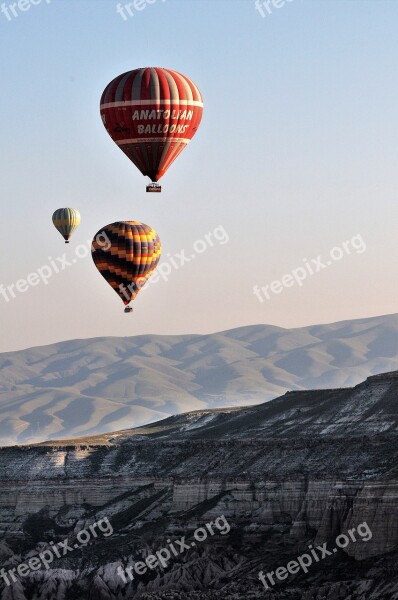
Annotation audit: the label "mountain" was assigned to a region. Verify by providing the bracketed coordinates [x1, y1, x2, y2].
[1, 371, 398, 599]
[0, 313, 397, 446]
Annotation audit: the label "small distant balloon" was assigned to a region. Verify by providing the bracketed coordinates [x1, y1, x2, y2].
[91, 221, 161, 312]
[52, 208, 81, 244]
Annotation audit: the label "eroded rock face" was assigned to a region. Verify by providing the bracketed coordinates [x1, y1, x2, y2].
[1, 372, 398, 599]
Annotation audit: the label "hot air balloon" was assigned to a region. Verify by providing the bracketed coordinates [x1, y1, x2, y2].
[100, 67, 203, 192]
[52, 208, 81, 243]
[91, 221, 161, 312]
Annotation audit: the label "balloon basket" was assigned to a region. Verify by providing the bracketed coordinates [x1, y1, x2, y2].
[146, 183, 162, 193]
[124, 306, 133, 314]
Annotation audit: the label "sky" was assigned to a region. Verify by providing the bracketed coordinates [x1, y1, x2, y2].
[0, 0, 397, 352]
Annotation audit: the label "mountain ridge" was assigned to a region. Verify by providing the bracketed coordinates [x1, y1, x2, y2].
[13, 367, 398, 450]
[0, 313, 397, 446]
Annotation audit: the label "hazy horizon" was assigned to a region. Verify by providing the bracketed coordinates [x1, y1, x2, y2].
[1, 310, 396, 354]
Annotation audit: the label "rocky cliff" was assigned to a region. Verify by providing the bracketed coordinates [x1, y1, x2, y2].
[0, 371, 398, 599]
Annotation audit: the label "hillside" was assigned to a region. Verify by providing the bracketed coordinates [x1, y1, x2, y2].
[0, 313, 397, 446]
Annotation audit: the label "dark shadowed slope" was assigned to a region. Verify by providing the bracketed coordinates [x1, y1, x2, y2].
[36, 369, 398, 449]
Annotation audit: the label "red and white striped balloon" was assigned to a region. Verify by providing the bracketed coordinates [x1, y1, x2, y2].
[100, 67, 204, 183]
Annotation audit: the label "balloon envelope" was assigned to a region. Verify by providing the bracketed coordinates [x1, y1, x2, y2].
[91, 221, 161, 306]
[100, 67, 203, 182]
[52, 208, 81, 242]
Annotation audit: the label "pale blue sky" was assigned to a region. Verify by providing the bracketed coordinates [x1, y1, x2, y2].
[0, 0, 397, 351]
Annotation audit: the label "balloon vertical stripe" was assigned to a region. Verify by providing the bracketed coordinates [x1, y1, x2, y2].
[52, 208, 81, 242]
[100, 67, 203, 183]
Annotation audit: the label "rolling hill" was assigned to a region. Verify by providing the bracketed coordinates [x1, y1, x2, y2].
[0, 313, 397, 445]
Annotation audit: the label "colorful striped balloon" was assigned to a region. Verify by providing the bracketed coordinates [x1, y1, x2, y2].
[100, 67, 203, 184]
[52, 208, 81, 243]
[91, 221, 161, 308]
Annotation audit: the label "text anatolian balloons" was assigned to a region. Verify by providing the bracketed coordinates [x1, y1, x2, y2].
[100, 67, 203, 188]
